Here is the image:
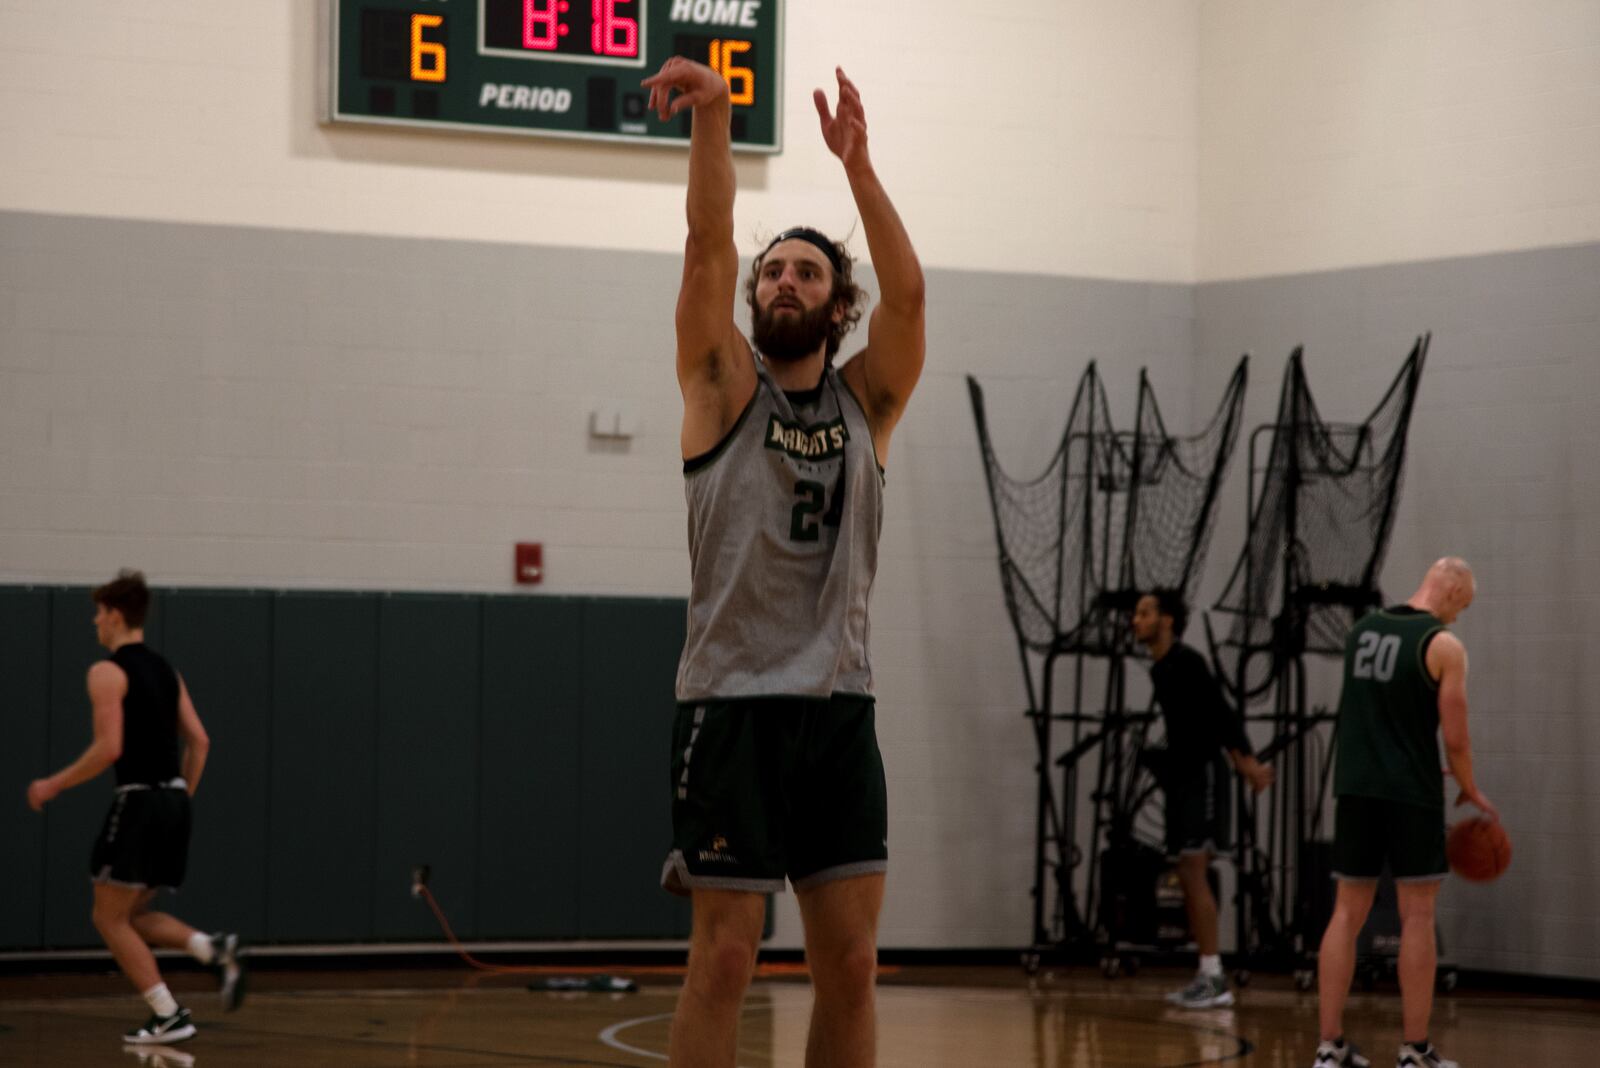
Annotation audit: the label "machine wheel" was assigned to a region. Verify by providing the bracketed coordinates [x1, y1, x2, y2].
[1436, 968, 1458, 993]
[1021, 952, 1041, 976]
[1232, 969, 1252, 989]
[1123, 955, 1140, 977]
[1293, 968, 1316, 992]
[1100, 956, 1122, 979]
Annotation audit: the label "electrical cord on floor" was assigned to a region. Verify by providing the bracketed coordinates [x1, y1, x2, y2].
[413, 866, 637, 990]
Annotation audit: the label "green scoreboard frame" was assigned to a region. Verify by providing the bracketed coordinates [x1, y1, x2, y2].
[324, 0, 783, 152]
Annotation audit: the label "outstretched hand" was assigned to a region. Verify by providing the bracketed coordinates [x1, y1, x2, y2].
[642, 56, 729, 120]
[814, 67, 869, 169]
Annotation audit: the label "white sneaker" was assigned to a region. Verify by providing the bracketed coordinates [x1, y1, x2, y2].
[122, 1007, 195, 1045]
[1397, 1042, 1458, 1068]
[1312, 1037, 1372, 1067]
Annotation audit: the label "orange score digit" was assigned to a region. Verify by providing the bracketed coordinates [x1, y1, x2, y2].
[410, 13, 446, 82]
[709, 39, 753, 106]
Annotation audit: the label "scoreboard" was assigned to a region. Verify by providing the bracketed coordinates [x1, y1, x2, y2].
[325, 0, 783, 152]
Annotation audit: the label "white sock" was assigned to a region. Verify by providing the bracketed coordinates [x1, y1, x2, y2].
[1198, 954, 1223, 978]
[142, 982, 179, 1018]
[187, 931, 216, 964]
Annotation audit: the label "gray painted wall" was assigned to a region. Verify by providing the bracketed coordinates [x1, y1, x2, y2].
[0, 209, 1193, 952]
[1195, 242, 1600, 979]
[5, 210, 1594, 976]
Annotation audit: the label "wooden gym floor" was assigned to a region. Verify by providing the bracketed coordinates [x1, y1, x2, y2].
[1, 964, 1595, 1067]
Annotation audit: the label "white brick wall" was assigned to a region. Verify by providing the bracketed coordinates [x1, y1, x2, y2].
[0, 0, 1199, 283]
[1199, 0, 1600, 281]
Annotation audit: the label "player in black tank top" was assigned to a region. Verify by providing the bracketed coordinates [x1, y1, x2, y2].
[26, 571, 245, 1046]
[109, 642, 183, 787]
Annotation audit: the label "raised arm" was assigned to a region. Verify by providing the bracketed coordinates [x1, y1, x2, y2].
[822, 68, 926, 460]
[1431, 632, 1498, 821]
[26, 661, 126, 811]
[642, 56, 756, 457]
[175, 675, 210, 795]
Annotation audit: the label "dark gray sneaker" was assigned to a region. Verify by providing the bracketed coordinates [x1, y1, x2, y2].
[1165, 973, 1235, 1008]
[210, 931, 246, 1011]
[122, 1007, 195, 1045]
[1312, 1038, 1372, 1067]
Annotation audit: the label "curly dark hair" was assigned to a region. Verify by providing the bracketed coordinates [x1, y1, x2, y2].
[745, 228, 867, 360]
[93, 568, 151, 628]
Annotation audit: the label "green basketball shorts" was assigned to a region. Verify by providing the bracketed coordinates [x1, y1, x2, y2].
[661, 693, 888, 896]
[1332, 794, 1448, 881]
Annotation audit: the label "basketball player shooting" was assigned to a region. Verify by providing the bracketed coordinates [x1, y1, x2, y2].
[641, 57, 925, 1068]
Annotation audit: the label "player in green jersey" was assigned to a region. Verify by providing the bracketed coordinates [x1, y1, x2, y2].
[1311, 558, 1499, 1068]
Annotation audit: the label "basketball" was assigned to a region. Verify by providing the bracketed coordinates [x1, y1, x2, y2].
[1447, 817, 1512, 882]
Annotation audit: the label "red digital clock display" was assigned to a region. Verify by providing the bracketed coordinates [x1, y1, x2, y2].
[483, 0, 643, 64]
[332, 0, 781, 151]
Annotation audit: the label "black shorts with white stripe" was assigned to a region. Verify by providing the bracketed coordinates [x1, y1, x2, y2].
[89, 783, 192, 890]
[1163, 757, 1232, 860]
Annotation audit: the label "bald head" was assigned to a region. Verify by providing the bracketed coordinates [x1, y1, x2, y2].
[1410, 556, 1475, 624]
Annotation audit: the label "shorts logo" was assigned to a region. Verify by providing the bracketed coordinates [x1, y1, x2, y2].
[698, 834, 739, 865]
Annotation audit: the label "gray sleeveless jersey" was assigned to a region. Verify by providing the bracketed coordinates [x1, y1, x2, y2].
[675, 354, 884, 701]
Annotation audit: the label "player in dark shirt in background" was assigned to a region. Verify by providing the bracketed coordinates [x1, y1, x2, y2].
[27, 570, 243, 1046]
[1132, 589, 1273, 1008]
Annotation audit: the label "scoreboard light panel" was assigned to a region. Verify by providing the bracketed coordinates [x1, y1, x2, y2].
[326, 0, 783, 152]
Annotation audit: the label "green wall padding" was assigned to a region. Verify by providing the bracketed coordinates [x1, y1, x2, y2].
[0, 589, 50, 949]
[477, 597, 585, 939]
[267, 593, 380, 942]
[578, 598, 691, 939]
[162, 590, 274, 943]
[373, 595, 482, 940]
[4, 586, 692, 951]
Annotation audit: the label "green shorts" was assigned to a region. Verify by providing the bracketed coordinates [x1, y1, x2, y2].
[661, 693, 888, 896]
[1332, 794, 1448, 882]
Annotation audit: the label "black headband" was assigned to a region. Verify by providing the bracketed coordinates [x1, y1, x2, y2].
[760, 227, 844, 275]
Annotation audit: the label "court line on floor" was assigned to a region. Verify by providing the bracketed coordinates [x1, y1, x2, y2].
[6, 986, 1256, 1067]
[598, 1009, 673, 1061]
[600, 1002, 779, 1064]
[598, 991, 1256, 1067]
[0, 1005, 643, 1068]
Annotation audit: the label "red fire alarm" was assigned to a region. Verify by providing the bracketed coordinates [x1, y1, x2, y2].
[515, 542, 543, 585]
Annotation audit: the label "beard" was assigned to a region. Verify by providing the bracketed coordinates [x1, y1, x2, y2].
[752, 298, 834, 363]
